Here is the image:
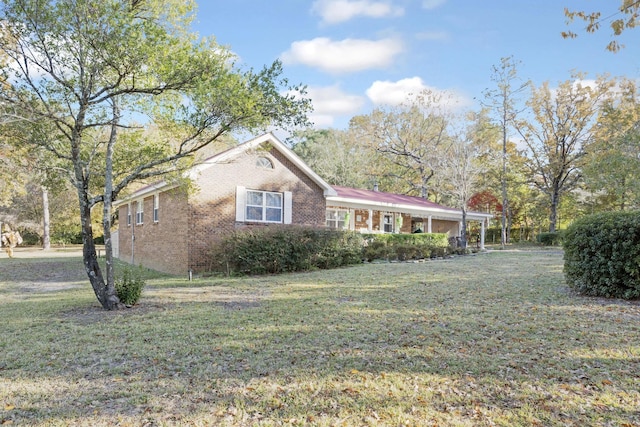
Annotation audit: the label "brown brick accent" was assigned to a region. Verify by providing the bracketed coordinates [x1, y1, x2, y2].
[118, 188, 190, 275]
[116, 144, 327, 275]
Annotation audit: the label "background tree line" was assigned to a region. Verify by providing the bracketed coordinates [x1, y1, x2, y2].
[289, 68, 640, 245]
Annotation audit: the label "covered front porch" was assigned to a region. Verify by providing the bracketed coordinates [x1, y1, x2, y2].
[325, 186, 493, 250]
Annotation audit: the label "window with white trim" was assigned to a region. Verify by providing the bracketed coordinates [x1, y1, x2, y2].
[153, 194, 159, 223]
[236, 186, 292, 224]
[383, 214, 393, 233]
[126, 203, 131, 226]
[136, 200, 144, 225]
[326, 209, 348, 229]
[246, 190, 283, 222]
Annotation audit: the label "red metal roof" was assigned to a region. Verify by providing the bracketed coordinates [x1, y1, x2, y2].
[330, 185, 460, 212]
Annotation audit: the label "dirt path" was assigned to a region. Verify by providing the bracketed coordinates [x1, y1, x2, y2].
[1, 246, 84, 259]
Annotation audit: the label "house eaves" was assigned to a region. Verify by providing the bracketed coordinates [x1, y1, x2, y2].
[114, 132, 337, 207]
[326, 186, 493, 222]
[187, 132, 337, 196]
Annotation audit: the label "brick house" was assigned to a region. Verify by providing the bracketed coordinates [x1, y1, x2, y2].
[324, 185, 493, 248]
[115, 133, 492, 275]
[114, 133, 336, 275]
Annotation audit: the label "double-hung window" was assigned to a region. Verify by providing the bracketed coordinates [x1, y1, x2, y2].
[383, 214, 393, 233]
[326, 209, 348, 229]
[126, 204, 132, 226]
[136, 200, 144, 225]
[236, 186, 292, 224]
[246, 190, 283, 223]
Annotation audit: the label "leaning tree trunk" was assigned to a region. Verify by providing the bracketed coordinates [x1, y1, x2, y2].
[79, 194, 121, 310]
[42, 186, 51, 250]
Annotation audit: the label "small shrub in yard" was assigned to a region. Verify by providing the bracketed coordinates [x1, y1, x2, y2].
[537, 231, 563, 246]
[564, 211, 640, 299]
[115, 266, 145, 306]
[363, 233, 449, 261]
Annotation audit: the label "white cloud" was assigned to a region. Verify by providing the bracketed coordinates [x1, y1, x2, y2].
[312, 0, 404, 24]
[422, 0, 447, 10]
[280, 37, 404, 74]
[366, 77, 472, 110]
[306, 85, 366, 127]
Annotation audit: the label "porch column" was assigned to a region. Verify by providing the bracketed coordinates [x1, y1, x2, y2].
[480, 219, 486, 250]
[367, 209, 373, 232]
[427, 216, 432, 233]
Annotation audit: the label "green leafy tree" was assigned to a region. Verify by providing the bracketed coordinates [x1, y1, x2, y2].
[0, 0, 310, 309]
[515, 74, 615, 232]
[349, 89, 455, 198]
[582, 78, 640, 210]
[290, 128, 378, 189]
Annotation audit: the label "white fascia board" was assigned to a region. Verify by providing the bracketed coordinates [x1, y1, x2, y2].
[113, 181, 176, 208]
[326, 196, 462, 219]
[186, 132, 337, 196]
[327, 197, 494, 222]
[264, 134, 337, 196]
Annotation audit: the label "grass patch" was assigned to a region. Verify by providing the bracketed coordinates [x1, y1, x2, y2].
[1, 252, 639, 426]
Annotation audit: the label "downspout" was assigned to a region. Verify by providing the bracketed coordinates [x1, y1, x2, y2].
[130, 204, 135, 265]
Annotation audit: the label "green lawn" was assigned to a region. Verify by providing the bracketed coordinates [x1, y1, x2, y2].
[1, 251, 639, 426]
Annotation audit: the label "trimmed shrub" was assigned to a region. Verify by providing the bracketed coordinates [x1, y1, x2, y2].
[363, 233, 450, 261]
[207, 226, 364, 275]
[537, 231, 563, 246]
[115, 266, 145, 306]
[563, 211, 640, 299]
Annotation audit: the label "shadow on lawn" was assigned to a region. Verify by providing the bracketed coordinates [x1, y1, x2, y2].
[2, 253, 639, 425]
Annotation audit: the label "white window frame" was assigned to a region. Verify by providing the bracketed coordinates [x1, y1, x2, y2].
[153, 194, 159, 223]
[326, 209, 348, 229]
[135, 200, 144, 225]
[236, 186, 292, 224]
[126, 203, 131, 227]
[246, 190, 283, 223]
[383, 214, 393, 233]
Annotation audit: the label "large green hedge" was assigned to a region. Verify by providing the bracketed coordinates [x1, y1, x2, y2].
[207, 226, 364, 275]
[563, 211, 640, 299]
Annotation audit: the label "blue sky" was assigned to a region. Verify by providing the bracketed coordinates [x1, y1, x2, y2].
[193, 0, 640, 130]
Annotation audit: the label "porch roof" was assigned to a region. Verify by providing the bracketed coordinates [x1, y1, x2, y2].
[327, 186, 493, 222]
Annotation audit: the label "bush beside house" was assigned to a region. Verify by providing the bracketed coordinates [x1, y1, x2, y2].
[564, 211, 640, 300]
[206, 226, 364, 275]
[206, 228, 454, 275]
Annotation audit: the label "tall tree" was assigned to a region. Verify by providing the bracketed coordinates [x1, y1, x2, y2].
[0, 0, 310, 309]
[582, 78, 640, 210]
[349, 89, 455, 198]
[440, 111, 494, 248]
[290, 128, 377, 189]
[482, 56, 528, 248]
[515, 74, 615, 232]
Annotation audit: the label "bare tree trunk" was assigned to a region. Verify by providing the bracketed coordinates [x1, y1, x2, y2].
[501, 135, 508, 249]
[460, 208, 468, 249]
[549, 189, 559, 233]
[42, 186, 51, 250]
